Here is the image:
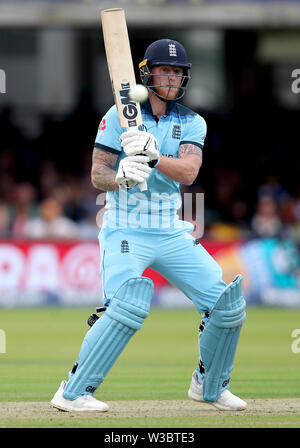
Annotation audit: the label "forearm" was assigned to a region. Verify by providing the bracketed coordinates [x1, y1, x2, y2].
[156, 155, 201, 185]
[91, 165, 119, 191]
[91, 147, 119, 191]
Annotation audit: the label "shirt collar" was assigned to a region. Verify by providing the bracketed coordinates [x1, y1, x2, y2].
[141, 99, 176, 118]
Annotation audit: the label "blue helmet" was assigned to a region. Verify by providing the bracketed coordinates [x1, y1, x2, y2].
[139, 39, 191, 101]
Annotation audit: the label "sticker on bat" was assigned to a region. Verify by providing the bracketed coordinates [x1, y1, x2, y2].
[120, 81, 138, 126]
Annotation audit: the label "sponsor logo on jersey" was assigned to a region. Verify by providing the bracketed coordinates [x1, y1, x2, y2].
[99, 118, 106, 131]
[172, 124, 181, 139]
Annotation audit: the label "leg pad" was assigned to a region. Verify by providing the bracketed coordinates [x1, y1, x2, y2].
[63, 277, 153, 400]
[200, 275, 246, 402]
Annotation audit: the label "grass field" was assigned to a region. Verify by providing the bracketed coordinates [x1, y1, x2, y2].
[1, 306, 300, 428]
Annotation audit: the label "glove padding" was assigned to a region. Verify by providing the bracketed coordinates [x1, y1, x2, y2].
[120, 130, 160, 167]
[115, 155, 151, 189]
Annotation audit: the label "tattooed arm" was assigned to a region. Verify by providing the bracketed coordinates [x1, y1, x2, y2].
[91, 147, 119, 191]
[155, 143, 202, 185]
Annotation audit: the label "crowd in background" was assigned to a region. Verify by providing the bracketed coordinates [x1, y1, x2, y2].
[0, 101, 300, 245]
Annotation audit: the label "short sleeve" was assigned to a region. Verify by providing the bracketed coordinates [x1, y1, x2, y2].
[94, 105, 122, 155]
[180, 114, 207, 150]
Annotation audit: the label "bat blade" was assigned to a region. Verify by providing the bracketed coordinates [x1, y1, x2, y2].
[101, 8, 147, 191]
[101, 8, 143, 129]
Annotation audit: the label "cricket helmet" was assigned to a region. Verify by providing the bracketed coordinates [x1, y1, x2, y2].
[139, 39, 191, 101]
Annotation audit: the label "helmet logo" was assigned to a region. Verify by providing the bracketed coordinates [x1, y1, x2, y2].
[168, 44, 177, 57]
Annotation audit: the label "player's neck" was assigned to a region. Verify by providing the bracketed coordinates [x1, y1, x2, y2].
[149, 91, 167, 120]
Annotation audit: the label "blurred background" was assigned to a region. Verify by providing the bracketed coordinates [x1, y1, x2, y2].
[0, 0, 300, 308]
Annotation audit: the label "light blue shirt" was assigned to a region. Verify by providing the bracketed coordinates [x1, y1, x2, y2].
[94, 100, 207, 230]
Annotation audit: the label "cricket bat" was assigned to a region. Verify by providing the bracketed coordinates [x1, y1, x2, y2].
[101, 8, 147, 192]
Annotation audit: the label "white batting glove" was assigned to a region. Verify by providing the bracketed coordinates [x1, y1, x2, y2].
[120, 130, 160, 167]
[115, 155, 152, 189]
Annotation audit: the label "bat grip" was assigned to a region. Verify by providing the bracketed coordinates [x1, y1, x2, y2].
[128, 126, 147, 192]
[139, 179, 147, 192]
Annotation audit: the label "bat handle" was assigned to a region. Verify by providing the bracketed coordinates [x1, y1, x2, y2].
[139, 179, 147, 192]
[127, 126, 147, 192]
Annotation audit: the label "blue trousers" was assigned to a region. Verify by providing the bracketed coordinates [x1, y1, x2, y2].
[62, 221, 228, 400]
[99, 222, 226, 314]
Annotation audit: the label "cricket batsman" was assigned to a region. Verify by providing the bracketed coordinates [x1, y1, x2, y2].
[51, 39, 247, 412]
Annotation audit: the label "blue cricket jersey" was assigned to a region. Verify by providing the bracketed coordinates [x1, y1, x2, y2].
[94, 100, 207, 230]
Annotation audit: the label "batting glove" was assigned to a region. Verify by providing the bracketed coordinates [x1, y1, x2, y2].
[115, 155, 152, 189]
[120, 130, 160, 167]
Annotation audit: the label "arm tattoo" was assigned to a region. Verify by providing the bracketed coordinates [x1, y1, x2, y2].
[179, 143, 202, 159]
[91, 147, 119, 191]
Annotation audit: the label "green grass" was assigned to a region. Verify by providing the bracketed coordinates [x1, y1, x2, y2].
[1, 306, 300, 427]
[2, 415, 300, 429]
